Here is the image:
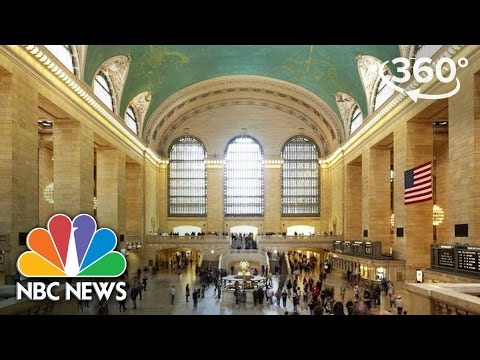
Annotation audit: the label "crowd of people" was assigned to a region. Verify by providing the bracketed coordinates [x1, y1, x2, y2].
[85, 250, 406, 315]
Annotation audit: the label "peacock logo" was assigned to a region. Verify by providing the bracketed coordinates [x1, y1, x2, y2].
[17, 214, 126, 277]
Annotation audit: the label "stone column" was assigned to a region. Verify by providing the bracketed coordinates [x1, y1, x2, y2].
[330, 159, 344, 235]
[0, 69, 39, 283]
[153, 162, 164, 233]
[96, 148, 126, 235]
[364, 146, 391, 248]
[447, 71, 480, 244]
[125, 162, 143, 237]
[345, 160, 362, 239]
[320, 165, 332, 233]
[393, 121, 433, 280]
[207, 163, 224, 233]
[53, 119, 94, 217]
[264, 162, 281, 233]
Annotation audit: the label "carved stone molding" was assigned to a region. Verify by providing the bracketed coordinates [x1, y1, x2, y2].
[129, 91, 151, 137]
[357, 55, 385, 114]
[96, 55, 131, 115]
[399, 45, 416, 59]
[72, 45, 88, 80]
[145, 75, 344, 154]
[335, 92, 361, 134]
[158, 99, 330, 156]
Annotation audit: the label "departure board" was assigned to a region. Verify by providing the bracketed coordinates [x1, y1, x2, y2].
[365, 242, 372, 255]
[332, 241, 382, 258]
[437, 248, 455, 268]
[457, 246, 480, 273]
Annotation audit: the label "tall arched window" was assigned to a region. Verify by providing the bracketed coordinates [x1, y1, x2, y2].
[281, 136, 319, 216]
[169, 136, 207, 216]
[125, 106, 138, 134]
[350, 105, 363, 134]
[373, 69, 395, 111]
[224, 136, 263, 216]
[94, 72, 114, 111]
[44, 45, 76, 74]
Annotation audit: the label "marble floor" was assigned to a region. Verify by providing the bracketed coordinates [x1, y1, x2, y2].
[51, 265, 408, 315]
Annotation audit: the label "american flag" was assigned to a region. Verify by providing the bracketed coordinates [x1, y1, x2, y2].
[404, 161, 432, 205]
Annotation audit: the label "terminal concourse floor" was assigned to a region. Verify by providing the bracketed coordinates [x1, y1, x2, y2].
[51, 265, 408, 315]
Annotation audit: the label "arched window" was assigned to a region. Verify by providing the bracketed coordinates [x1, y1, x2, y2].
[169, 136, 207, 216]
[350, 105, 363, 134]
[415, 45, 443, 59]
[281, 136, 319, 216]
[125, 106, 138, 134]
[224, 136, 263, 216]
[44, 45, 76, 74]
[94, 72, 114, 111]
[373, 69, 395, 111]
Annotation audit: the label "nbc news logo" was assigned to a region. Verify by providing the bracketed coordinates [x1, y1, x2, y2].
[16, 214, 127, 301]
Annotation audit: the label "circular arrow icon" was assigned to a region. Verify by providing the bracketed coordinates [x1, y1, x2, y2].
[379, 58, 463, 103]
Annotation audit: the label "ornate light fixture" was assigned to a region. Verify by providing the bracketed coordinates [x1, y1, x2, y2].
[433, 204, 445, 226]
[43, 182, 54, 204]
[432, 121, 445, 227]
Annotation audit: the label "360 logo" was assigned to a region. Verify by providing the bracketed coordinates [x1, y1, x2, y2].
[379, 56, 469, 102]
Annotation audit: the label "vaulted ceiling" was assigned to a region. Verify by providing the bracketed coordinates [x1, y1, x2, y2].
[84, 45, 401, 132]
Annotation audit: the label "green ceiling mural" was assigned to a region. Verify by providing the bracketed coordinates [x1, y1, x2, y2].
[84, 45, 401, 130]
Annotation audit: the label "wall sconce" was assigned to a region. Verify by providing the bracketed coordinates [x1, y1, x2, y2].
[127, 242, 133, 250]
[210, 249, 214, 254]
[135, 242, 142, 249]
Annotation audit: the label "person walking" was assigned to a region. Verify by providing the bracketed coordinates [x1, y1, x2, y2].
[185, 284, 190, 302]
[130, 286, 138, 310]
[169, 285, 176, 305]
[137, 281, 144, 300]
[395, 295, 404, 315]
[282, 288, 288, 307]
[192, 289, 198, 308]
[142, 275, 148, 291]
